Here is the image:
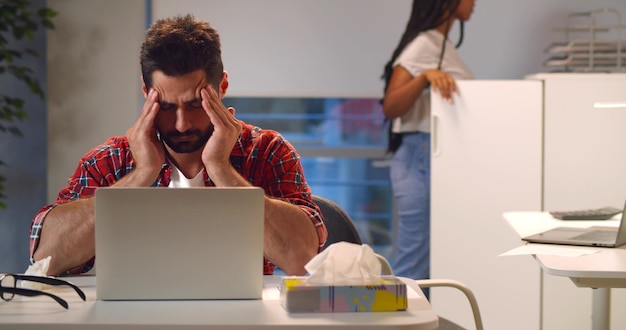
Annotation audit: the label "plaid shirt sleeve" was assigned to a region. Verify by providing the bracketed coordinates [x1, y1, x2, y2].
[29, 136, 135, 274]
[31, 126, 327, 276]
[234, 124, 328, 274]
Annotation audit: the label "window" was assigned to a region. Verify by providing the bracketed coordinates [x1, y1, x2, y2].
[225, 97, 395, 262]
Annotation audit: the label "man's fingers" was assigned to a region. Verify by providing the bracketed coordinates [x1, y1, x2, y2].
[201, 86, 238, 128]
[132, 89, 159, 134]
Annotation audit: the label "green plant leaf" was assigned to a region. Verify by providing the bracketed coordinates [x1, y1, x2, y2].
[25, 48, 39, 57]
[0, 163, 5, 209]
[7, 126, 23, 136]
[42, 19, 54, 29]
[0, 0, 56, 210]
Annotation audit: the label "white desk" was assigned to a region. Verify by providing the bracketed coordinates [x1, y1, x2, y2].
[504, 211, 626, 330]
[0, 275, 438, 329]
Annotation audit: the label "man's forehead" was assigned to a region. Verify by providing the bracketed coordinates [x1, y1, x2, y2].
[158, 96, 201, 105]
[151, 70, 207, 87]
[152, 71, 208, 102]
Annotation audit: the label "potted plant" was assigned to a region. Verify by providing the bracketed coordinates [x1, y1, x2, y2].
[0, 0, 56, 208]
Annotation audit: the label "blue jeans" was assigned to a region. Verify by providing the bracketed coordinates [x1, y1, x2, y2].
[390, 133, 431, 287]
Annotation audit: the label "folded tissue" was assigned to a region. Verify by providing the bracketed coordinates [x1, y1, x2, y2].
[281, 242, 407, 313]
[21, 256, 52, 290]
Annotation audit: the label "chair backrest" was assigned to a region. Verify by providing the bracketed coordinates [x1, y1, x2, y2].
[313, 195, 393, 275]
[312, 195, 362, 250]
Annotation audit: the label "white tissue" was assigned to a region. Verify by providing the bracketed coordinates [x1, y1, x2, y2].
[22, 256, 52, 290]
[304, 242, 382, 285]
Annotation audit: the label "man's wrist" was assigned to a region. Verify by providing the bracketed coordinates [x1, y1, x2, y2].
[204, 162, 248, 187]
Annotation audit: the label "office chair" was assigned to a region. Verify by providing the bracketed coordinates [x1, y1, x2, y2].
[313, 195, 363, 249]
[312, 194, 484, 330]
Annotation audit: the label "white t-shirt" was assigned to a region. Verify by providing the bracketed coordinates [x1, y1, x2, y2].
[391, 29, 473, 133]
[168, 160, 205, 187]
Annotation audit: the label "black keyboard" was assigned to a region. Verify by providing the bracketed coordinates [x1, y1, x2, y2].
[550, 207, 623, 220]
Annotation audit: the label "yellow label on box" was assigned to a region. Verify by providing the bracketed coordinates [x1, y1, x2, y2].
[280, 276, 407, 313]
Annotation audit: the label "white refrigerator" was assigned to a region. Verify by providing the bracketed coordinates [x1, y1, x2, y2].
[429, 74, 626, 330]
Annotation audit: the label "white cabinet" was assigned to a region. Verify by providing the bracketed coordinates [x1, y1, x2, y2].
[430, 74, 626, 329]
[529, 73, 626, 330]
[430, 80, 543, 330]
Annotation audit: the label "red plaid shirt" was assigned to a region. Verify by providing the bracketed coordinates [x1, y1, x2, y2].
[30, 121, 327, 275]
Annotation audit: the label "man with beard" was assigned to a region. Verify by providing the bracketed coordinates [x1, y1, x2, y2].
[29, 15, 327, 277]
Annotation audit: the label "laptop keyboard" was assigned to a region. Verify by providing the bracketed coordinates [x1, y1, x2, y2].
[571, 230, 616, 242]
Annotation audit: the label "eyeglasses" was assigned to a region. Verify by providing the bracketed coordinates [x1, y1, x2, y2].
[0, 274, 86, 309]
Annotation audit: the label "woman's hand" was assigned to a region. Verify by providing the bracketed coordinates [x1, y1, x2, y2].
[423, 69, 457, 101]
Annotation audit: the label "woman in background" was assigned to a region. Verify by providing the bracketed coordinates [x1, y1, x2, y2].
[381, 0, 475, 296]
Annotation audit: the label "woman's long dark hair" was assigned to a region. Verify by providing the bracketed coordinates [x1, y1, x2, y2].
[381, 0, 464, 154]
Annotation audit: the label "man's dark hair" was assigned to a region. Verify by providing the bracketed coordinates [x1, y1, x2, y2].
[140, 14, 224, 90]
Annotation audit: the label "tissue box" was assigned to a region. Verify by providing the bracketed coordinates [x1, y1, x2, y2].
[280, 276, 407, 313]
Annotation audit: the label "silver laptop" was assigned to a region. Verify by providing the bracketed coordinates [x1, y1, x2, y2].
[522, 200, 626, 248]
[94, 187, 264, 300]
